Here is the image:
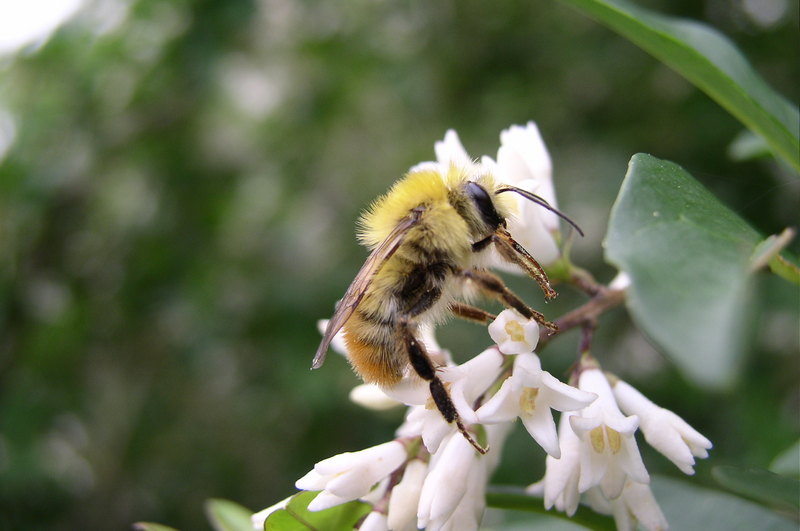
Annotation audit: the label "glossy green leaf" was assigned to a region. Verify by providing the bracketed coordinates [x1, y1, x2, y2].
[604, 154, 762, 387]
[558, 0, 800, 172]
[263, 492, 371, 531]
[654, 475, 797, 530]
[713, 465, 800, 511]
[205, 499, 254, 531]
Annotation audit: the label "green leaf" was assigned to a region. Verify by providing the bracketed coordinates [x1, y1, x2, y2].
[205, 499, 254, 531]
[654, 475, 797, 530]
[558, 0, 800, 172]
[132, 524, 181, 531]
[604, 154, 762, 387]
[713, 465, 800, 511]
[486, 485, 615, 530]
[771, 439, 800, 477]
[263, 492, 371, 531]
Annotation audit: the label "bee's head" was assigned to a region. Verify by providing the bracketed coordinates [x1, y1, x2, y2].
[466, 181, 505, 230]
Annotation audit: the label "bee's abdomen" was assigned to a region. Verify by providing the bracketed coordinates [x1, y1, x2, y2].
[343, 311, 404, 386]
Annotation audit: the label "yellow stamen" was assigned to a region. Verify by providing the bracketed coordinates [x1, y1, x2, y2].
[606, 427, 622, 453]
[590, 426, 605, 452]
[504, 320, 526, 342]
[519, 387, 539, 415]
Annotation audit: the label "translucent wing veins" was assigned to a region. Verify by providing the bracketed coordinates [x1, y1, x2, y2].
[311, 207, 424, 369]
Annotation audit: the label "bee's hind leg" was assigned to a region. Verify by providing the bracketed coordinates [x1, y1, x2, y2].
[397, 317, 488, 454]
[460, 268, 558, 333]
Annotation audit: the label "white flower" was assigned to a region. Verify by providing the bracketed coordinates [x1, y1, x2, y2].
[417, 424, 511, 531]
[613, 379, 712, 475]
[393, 348, 504, 453]
[387, 459, 428, 531]
[476, 352, 596, 457]
[488, 309, 541, 354]
[569, 368, 649, 499]
[434, 129, 473, 168]
[349, 383, 404, 411]
[535, 411, 583, 516]
[359, 511, 389, 531]
[586, 479, 669, 531]
[482, 122, 561, 266]
[295, 441, 407, 511]
[417, 432, 477, 529]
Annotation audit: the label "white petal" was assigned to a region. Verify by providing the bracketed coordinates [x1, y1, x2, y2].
[539, 371, 597, 412]
[617, 435, 651, 486]
[520, 401, 561, 458]
[307, 490, 354, 512]
[387, 459, 428, 531]
[542, 414, 582, 515]
[359, 511, 389, 531]
[474, 378, 518, 424]
[381, 376, 429, 406]
[349, 384, 403, 411]
[295, 469, 328, 491]
[619, 480, 669, 531]
[418, 434, 475, 525]
[434, 129, 471, 166]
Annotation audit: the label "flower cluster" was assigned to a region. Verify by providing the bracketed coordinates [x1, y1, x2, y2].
[252, 124, 713, 531]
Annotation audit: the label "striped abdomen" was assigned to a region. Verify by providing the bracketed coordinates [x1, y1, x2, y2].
[342, 247, 456, 386]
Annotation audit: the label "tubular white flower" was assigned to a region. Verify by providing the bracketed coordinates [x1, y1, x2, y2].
[392, 347, 504, 453]
[417, 424, 511, 531]
[586, 479, 669, 531]
[359, 511, 389, 531]
[295, 441, 407, 511]
[349, 383, 404, 411]
[613, 379, 712, 475]
[434, 129, 472, 168]
[387, 459, 428, 531]
[537, 411, 583, 516]
[482, 121, 561, 266]
[417, 432, 477, 529]
[488, 309, 540, 354]
[476, 352, 596, 458]
[569, 368, 649, 499]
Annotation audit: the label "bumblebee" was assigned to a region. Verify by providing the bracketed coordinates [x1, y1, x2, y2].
[313, 165, 581, 453]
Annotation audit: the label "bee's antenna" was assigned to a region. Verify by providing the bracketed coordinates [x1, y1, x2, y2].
[495, 185, 584, 237]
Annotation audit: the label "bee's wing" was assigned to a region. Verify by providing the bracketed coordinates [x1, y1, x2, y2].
[311, 207, 424, 369]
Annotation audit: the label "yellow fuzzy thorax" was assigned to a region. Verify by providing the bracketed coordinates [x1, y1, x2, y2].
[357, 165, 511, 250]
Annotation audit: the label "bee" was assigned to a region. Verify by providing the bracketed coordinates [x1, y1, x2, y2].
[313, 165, 582, 453]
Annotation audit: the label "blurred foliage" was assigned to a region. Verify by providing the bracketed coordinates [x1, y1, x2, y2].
[0, 0, 796, 529]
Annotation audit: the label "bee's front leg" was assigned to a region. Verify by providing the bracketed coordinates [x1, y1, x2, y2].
[459, 269, 558, 333]
[396, 317, 488, 454]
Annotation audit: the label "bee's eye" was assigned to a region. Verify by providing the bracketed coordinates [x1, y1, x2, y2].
[466, 182, 503, 228]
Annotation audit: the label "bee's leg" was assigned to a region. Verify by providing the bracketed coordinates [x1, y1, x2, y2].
[491, 227, 557, 301]
[397, 318, 488, 454]
[449, 302, 496, 325]
[460, 268, 559, 333]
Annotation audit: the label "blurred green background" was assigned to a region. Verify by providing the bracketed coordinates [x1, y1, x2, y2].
[0, 0, 797, 529]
